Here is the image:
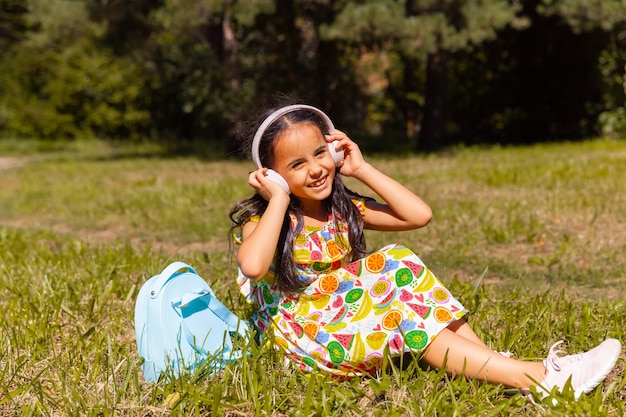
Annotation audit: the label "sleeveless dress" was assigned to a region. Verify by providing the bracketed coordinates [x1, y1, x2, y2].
[237, 203, 468, 377]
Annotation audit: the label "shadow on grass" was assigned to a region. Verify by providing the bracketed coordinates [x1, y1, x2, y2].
[0, 132, 425, 163]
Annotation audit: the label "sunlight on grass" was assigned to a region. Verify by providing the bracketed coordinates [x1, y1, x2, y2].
[1, 138, 625, 415]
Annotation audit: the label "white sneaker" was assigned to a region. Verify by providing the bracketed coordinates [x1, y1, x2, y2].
[535, 339, 621, 400]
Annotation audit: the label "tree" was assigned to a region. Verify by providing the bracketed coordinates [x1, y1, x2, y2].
[0, 0, 151, 139]
[445, 0, 626, 144]
[245, 1, 356, 121]
[537, 0, 626, 139]
[2, 0, 624, 147]
[322, 0, 524, 150]
[0, 0, 30, 55]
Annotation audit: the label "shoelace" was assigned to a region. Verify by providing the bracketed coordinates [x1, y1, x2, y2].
[544, 340, 584, 372]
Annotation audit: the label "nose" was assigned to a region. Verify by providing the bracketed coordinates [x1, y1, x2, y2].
[309, 163, 323, 177]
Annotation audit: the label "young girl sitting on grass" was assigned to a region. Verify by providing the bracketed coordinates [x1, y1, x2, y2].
[229, 103, 621, 400]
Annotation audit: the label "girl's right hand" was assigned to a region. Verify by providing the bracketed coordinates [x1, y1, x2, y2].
[326, 130, 367, 178]
[248, 168, 290, 202]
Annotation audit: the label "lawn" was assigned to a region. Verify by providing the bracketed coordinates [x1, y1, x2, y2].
[0, 138, 625, 416]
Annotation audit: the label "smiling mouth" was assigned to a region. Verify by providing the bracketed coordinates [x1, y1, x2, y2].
[309, 176, 327, 188]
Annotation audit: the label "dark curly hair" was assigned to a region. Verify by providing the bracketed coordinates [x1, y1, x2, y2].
[229, 105, 369, 293]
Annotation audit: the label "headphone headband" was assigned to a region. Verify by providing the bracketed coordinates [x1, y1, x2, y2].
[251, 104, 335, 168]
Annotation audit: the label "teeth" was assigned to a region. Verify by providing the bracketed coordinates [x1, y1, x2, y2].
[310, 178, 326, 187]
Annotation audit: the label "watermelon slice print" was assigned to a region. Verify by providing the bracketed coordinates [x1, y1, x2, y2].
[401, 260, 424, 277]
[288, 321, 304, 338]
[334, 333, 354, 350]
[407, 303, 431, 319]
[344, 260, 362, 276]
[310, 233, 322, 250]
[389, 333, 403, 350]
[328, 305, 348, 325]
[332, 295, 344, 308]
[376, 287, 396, 309]
[310, 251, 323, 261]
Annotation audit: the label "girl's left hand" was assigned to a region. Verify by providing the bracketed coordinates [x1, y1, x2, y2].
[326, 130, 366, 177]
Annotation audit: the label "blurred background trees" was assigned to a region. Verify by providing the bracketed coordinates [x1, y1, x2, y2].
[1, 0, 625, 153]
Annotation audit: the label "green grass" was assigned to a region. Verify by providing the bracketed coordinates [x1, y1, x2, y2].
[1, 138, 625, 415]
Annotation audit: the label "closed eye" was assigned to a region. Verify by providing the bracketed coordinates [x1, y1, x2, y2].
[289, 160, 304, 169]
[315, 146, 327, 157]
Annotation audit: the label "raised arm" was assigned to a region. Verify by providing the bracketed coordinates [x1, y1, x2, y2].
[236, 169, 290, 279]
[328, 132, 432, 231]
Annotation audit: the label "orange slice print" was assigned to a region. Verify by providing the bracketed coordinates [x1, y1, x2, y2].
[303, 322, 319, 340]
[434, 306, 453, 323]
[382, 310, 403, 330]
[319, 274, 340, 293]
[365, 252, 386, 273]
[275, 337, 289, 351]
[326, 240, 343, 260]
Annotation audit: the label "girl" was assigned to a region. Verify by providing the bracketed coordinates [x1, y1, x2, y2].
[229, 104, 621, 400]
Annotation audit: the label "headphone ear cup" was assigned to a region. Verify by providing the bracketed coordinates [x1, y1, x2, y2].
[265, 169, 291, 194]
[328, 141, 344, 166]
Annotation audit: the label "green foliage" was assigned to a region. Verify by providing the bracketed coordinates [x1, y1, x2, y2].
[0, 0, 31, 55]
[596, 36, 626, 138]
[0, 0, 626, 148]
[0, 0, 151, 140]
[140, 4, 253, 140]
[538, 0, 626, 32]
[1, 42, 150, 140]
[323, 0, 523, 52]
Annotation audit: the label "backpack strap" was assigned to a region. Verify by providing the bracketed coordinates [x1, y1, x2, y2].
[173, 290, 250, 358]
[207, 293, 250, 337]
[150, 261, 199, 299]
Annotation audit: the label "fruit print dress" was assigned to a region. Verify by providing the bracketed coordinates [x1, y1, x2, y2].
[237, 204, 468, 377]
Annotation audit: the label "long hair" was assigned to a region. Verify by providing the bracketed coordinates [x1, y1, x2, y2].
[229, 107, 368, 293]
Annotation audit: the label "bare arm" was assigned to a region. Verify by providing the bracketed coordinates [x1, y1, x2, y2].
[236, 169, 290, 279]
[354, 163, 432, 230]
[329, 132, 432, 231]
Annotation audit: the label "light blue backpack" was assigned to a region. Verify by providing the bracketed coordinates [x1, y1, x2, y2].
[134, 261, 250, 382]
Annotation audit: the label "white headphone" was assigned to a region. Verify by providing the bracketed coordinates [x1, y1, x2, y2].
[251, 104, 344, 194]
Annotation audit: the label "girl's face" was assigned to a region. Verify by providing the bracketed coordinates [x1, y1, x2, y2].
[272, 122, 336, 205]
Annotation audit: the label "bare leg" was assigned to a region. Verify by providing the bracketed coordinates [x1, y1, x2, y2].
[446, 319, 489, 347]
[422, 327, 546, 389]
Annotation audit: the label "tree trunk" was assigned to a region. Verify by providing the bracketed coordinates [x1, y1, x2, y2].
[419, 51, 448, 152]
